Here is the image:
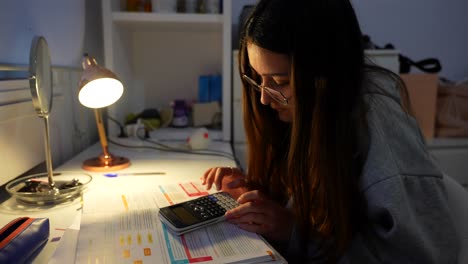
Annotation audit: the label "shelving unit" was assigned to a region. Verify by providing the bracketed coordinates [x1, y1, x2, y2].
[102, 0, 232, 140]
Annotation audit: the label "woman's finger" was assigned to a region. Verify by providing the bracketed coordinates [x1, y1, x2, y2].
[203, 167, 218, 190]
[225, 199, 269, 219]
[202, 167, 232, 190]
[201, 167, 214, 184]
[228, 211, 269, 225]
[227, 212, 272, 234]
[237, 190, 265, 204]
[213, 167, 226, 191]
[214, 167, 237, 191]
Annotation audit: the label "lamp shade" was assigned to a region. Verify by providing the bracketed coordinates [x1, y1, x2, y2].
[78, 54, 123, 108]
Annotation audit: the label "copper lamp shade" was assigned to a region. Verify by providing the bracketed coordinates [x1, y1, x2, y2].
[78, 54, 130, 172]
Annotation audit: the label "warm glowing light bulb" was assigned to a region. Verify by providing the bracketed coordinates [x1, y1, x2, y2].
[78, 78, 123, 108]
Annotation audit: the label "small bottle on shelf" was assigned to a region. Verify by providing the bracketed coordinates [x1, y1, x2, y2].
[205, 0, 220, 14]
[143, 0, 152, 12]
[185, 0, 197, 13]
[126, 0, 140, 11]
[177, 0, 186, 13]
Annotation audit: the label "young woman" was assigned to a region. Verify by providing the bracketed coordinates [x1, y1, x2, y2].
[202, 0, 459, 262]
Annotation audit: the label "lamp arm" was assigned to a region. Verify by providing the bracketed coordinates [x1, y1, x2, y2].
[94, 108, 110, 157]
[82, 108, 130, 171]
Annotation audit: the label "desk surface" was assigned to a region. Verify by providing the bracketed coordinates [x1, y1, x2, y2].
[0, 137, 237, 263]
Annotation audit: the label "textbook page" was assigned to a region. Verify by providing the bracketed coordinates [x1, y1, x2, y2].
[75, 181, 285, 264]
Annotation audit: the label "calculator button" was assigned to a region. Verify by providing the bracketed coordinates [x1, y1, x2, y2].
[193, 205, 204, 212]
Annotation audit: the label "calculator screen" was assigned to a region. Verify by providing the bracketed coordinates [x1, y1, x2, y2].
[173, 205, 199, 225]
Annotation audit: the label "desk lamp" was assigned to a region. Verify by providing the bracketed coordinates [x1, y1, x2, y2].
[78, 54, 130, 172]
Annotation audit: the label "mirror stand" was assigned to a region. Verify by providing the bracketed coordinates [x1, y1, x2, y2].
[4, 36, 92, 205]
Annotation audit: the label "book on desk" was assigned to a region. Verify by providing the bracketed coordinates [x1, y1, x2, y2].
[74, 180, 285, 264]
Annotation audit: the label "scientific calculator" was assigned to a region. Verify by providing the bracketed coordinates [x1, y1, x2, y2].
[158, 192, 239, 235]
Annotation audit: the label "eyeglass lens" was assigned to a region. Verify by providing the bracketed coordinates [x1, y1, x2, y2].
[242, 75, 288, 105]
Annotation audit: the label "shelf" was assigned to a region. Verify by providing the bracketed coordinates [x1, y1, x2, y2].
[112, 12, 224, 32]
[103, 0, 233, 141]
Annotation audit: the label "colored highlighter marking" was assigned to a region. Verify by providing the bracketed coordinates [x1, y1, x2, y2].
[122, 195, 129, 210]
[144, 248, 152, 256]
[180, 235, 192, 259]
[161, 225, 185, 264]
[266, 250, 276, 260]
[189, 182, 208, 196]
[158, 186, 174, 205]
[181, 235, 213, 263]
[179, 182, 208, 197]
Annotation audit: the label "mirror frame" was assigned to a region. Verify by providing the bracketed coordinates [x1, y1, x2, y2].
[29, 36, 53, 117]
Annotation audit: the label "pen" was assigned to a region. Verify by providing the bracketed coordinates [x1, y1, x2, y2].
[104, 172, 166, 177]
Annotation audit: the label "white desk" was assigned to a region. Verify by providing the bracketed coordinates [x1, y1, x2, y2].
[0, 137, 237, 263]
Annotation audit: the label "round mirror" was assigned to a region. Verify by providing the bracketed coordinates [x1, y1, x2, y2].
[29, 36, 52, 117]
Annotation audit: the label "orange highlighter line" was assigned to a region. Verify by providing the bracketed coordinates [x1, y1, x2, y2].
[121, 195, 129, 211]
[158, 186, 174, 205]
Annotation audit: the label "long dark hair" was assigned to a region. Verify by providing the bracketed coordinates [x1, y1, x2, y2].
[238, 0, 403, 260]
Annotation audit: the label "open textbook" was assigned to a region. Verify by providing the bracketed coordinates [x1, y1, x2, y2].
[75, 181, 286, 264]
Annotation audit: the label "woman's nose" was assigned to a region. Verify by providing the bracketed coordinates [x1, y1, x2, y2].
[259, 88, 271, 105]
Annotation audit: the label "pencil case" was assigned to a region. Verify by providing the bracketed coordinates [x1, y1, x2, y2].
[0, 217, 50, 264]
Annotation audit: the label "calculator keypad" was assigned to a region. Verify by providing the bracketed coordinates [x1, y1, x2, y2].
[186, 192, 238, 219]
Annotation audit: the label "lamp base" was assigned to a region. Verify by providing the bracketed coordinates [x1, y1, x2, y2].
[82, 153, 130, 172]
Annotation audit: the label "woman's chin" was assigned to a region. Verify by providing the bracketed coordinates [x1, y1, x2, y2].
[277, 110, 292, 123]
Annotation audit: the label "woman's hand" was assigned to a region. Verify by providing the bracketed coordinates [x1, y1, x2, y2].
[201, 167, 247, 199]
[225, 190, 293, 242]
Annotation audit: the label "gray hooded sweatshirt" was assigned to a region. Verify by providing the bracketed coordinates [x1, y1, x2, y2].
[284, 72, 459, 263]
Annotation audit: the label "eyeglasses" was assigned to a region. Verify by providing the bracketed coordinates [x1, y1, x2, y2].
[242, 74, 289, 106]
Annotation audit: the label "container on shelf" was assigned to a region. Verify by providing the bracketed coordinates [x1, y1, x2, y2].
[205, 0, 220, 14]
[126, 0, 152, 12]
[152, 0, 177, 13]
[185, 0, 198, 13]
[177, 0, 186, 12]
[126, 0, 141, 11]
